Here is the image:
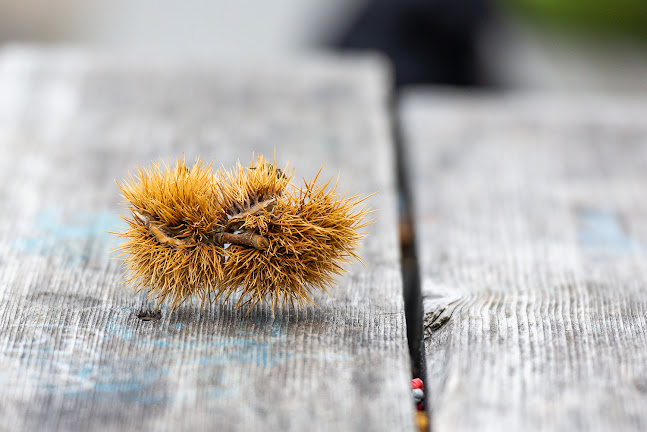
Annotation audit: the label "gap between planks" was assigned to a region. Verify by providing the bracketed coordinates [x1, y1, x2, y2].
[391, 94, 429, 431]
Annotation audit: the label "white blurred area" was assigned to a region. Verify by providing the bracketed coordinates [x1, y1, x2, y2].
[0, 0, 361, 58]
[482, 20, 647, 92]
[0, 0, 646, 92]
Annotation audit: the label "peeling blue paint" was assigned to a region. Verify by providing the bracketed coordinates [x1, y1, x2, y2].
[576, 208, 640, 255]
[5, 309, 343, 407]
[12, 207, 121, 266]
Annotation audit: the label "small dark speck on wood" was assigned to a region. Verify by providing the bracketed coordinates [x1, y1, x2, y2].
[137, 310, 162, 321]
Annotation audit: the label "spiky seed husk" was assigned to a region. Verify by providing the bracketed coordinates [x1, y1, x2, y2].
[113, 155, 372, 312]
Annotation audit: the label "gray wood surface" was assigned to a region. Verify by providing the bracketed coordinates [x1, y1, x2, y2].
[401, 91, 647, 431]
[0, 46, 415, 432]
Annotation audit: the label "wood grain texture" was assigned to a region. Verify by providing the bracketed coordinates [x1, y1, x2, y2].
[401, 91, 647, 431]
[0, 46, 415, 432]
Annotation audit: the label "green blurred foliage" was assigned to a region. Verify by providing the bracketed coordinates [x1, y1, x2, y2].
[497, 0, 647, 38]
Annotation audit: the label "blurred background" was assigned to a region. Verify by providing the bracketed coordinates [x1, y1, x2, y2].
[0, 0, 646, 91]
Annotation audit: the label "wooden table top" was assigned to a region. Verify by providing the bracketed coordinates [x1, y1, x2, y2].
[401, 91, 647, 432]
[4, 45, 647, 432]
[0, 47, 414, 432]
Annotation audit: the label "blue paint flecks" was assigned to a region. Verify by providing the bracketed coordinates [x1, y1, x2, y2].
[576, 208, 640, 255]
[12, 207, 120, 266]
[6, 310, 349, 408]
[105, 308, 289, 369]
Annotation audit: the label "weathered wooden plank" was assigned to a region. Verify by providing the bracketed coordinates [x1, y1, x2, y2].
[0, 46, 415, 431]
[401, 91, 647, 431]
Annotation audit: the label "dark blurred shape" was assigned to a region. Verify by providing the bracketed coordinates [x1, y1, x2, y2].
[330, 0, 492, 87]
